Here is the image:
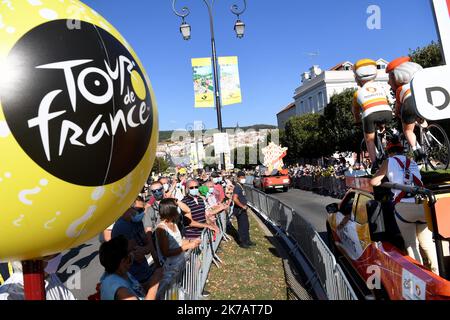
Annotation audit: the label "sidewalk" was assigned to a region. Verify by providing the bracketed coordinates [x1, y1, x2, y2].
[205, 211, 287, 300]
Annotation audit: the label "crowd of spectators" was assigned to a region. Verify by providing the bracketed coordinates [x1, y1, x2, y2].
[97, 167, 251, 300]
[288, 157, 371, 180]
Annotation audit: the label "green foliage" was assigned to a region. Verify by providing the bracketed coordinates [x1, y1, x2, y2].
[283, 113, 322, 161]
[151, 157, 169, 174]
[281, 89, 360, 162]
[409, 41, 443, 68]
[320, 88, 361, 154]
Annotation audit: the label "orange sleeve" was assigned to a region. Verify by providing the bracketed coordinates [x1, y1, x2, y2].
[352, 91, 359, 108]
[395, 86, 402, 103]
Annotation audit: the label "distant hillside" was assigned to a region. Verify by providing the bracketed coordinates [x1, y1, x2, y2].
[158, 124, 277, 142]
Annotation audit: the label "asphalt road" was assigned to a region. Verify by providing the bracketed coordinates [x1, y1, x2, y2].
[267, 188, 338, 233]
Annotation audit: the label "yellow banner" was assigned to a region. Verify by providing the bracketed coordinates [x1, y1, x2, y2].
[218, 56, 242, 106]
[192, 58, 214, 108]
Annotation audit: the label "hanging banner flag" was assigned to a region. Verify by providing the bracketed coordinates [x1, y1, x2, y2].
[192, 58, 214, 108]
[219, 56, 243, 106]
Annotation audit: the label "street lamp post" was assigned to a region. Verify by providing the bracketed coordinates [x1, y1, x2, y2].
[172, 0, 247, 170]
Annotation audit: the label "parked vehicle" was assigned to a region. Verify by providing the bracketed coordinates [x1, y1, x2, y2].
[253, 168, 290, 193]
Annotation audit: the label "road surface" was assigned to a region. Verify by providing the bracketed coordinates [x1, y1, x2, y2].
[267, 188, 338, 233]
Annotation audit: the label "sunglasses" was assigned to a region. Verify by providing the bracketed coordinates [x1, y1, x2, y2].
[189, 186, 199, 189]
[151, 188, 164, 193]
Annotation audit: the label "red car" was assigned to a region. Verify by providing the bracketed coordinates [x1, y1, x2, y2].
[253, 169, 290, 193]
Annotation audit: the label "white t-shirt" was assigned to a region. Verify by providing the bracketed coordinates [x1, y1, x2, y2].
[387, 155, 421, 203]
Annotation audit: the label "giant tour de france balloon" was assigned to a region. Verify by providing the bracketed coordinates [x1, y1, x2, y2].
[0, 0, 158, 261]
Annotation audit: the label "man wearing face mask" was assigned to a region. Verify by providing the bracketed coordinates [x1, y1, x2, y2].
[111, 196, 162, 290]
[182, 179, 220, 240]
[233, 172, 255, 249]
[158, 176, 176, 199]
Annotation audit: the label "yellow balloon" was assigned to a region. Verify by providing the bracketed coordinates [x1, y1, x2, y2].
[0, 0, 158, 261]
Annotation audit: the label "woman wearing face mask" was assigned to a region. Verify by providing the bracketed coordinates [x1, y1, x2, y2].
[199, 182, 227, 226]
[99, 235, 163, 300]
[155, 199, 201, 294]
[211, 172, 225, 203]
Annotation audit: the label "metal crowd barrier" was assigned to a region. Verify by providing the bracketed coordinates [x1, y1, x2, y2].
[159, 211, 227, 300]
[294, 176, 347, 199]
[244, 185, 357, 300]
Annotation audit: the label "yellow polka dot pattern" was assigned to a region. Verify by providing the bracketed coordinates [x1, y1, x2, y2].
[0, 0, 158, 261]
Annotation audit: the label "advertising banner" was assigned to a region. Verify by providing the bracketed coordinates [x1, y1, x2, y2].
[192, 58, 214, 108]
[192, 56, 242, 108]
[218, 56, 242, 106]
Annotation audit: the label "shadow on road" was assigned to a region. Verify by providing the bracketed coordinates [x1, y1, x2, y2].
[225, 222, 241, 244]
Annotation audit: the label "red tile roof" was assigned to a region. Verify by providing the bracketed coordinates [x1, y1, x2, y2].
[329, 61, 353, 71]
[277, 102, 296, 115]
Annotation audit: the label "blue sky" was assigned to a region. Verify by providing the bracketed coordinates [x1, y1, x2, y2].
[82, 0, 438, 130]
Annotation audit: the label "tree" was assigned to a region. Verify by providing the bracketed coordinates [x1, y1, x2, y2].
[320, 88, 362, 154]
[151, 157, 169, 174]
[409, 41, 443, 68]
[282, 113, 323, 163]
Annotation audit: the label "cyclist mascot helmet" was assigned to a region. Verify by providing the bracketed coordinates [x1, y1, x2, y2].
[353, 59, 378, 84]
[386, 57, 423, 86]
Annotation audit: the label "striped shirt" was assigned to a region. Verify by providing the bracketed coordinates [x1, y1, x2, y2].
[181, 195, 207, 239]
[353, 81, 392, 118]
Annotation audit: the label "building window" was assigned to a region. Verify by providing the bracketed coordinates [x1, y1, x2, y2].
[377, 64, 386, 70]
[308, 97, 313, 112]
[300, 101, 304, 113]
[318, 92, 324, 109]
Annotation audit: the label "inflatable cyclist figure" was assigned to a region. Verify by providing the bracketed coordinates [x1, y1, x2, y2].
[386, 57, 426, 163]
[352, 59, 393, 173]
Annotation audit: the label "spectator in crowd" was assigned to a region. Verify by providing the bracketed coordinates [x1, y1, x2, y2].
[211, 171, 225, 203]
[199, 182, 228, 226]
[233, 171, 255, 249]
[145, 181, 193, 236]
[111, 196, 162, 290]
[173, 171, 187, 201]
[0, 255, 75, 300]
[99, 235, 163, 300]
[182, 179, 219, 240]
[158, 176, 176, 199]
[155, 199, 201, 292]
